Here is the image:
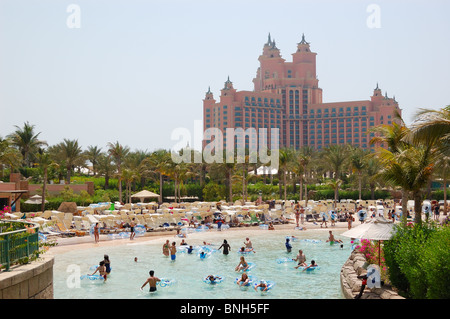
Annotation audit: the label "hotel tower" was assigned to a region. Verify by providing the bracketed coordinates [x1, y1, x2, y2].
[203, 34, 401, 151]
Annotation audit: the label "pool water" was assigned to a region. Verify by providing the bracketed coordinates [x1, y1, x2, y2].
[53, 229, 353, 299]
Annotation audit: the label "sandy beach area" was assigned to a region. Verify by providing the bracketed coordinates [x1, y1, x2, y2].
[48, 220, 352, 255]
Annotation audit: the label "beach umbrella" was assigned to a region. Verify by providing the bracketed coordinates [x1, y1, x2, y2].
[25, 194, 48, 205]
[131, 190, 160, 202]
[341, 216, 396, 266]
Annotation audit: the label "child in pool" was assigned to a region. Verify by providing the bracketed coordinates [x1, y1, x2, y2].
[254, 281, 269, 292]
[235, 256, 249, 272]
[285, 238, 292, 253]
[236, 273, 250, 286]
[302, 260, 318, 272]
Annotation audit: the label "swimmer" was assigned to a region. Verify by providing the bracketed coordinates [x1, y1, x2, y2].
[206, 275, 219, 284]
[169, 241, 177, 261]
[326, 230, 343, 243]
[285, 238, 292, 253]
[203, 241, 211, 246]
[236, 273, 250, 286]
[239, 246, 254, 254]
[244, 238, 256, 253]
[162, 240, 170, 257]
[180, 239, 188, 245]
[235, 256, 249, 272]
[140, 270, 160, 292]
[268, 222, 274, 230]
[187, 245, 194, 254]
[199, 251, 207, 259]
[254, 280, 268, 292]
[302, 260, 318, 272]
[134, 257, 138, 262]
[293, 249, 307, 269]
[89, 261, 107, 281]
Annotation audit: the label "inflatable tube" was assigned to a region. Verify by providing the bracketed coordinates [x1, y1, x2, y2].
[158, 278, 176, 288]
[237, 248, 254, 254]
[212, 223, 230, 230]
[285, 236, 299, 242]
[196, 225, 208, 232]
[357, 210, 367, 221]
[237, 262, 255, 272]
[80, 274, 105, 282]
[203, 275, 224, 284]
[259, 224, 269, 230]
[276, 257, 295, 264]
[134, 224, 146, 236]
[235, 275, 257, 287]
[253, 280, 275, 291]
[300, 239, 322, 244]
[298, 266, 320, 272]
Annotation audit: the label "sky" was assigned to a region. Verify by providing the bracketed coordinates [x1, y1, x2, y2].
[1, 0, 449, 153]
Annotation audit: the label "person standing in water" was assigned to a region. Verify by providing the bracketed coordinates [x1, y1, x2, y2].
[285, 238, 292, 253]
[169, 241, 177, 261]
[103, 255, 111, 274]
[141, 270, 161, 292]
[162, 240, 170, 257]
[218, 239, 231, 255]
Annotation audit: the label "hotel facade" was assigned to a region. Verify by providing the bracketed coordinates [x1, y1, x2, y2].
[203, 34, 401, 151]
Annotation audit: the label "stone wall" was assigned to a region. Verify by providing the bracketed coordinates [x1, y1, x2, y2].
[0, 254, 54, 299]
[340, 249, 404, 299]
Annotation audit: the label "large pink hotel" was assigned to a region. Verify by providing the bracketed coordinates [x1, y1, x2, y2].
[203, 34, 401, 150]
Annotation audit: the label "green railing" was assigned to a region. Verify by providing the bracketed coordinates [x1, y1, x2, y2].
[0, 220, 40, 271]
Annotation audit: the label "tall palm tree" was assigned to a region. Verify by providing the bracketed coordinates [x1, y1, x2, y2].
[8, 122, 46, 167]
[326, 178, 343, 209]
[97, 153, 114, 190]
[85, 145, 102, 176]
[143, 149, 171, 204]
[349, 147, 367, 200]
[321, 144, 350, 181]
[278, 148, 292, 201]
[55, 139, 84, 184]
[108, 141, 130, 203]
[36, 150, 58, 211]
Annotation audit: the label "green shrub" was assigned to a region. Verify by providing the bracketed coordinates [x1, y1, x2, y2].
[384, 222, 447, 299]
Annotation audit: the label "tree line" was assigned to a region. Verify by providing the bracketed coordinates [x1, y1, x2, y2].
[1, 106, 450, 225]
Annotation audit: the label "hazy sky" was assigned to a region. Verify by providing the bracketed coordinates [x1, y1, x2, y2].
[1, 0, 449, 153]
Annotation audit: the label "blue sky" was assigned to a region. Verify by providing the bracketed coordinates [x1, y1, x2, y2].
[1, 0, 449, 152]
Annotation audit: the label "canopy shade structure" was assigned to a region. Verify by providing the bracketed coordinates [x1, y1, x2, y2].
[341, 216, 396, 240]
[131, 190, 160, 201]
[24, 194, 48, 205]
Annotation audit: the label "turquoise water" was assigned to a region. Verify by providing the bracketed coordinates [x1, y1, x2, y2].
[53, 229, 353, 299]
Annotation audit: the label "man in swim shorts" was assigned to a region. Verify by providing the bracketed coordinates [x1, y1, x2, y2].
[169, 241, 177, 261]
[141, 270, 161, 292]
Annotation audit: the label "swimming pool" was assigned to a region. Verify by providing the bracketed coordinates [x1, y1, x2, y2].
[52, 228, 353, 299]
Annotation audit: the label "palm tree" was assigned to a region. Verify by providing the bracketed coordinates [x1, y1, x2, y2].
[321, 144, 350, 181]
[8, 122, 46, 167]
[143, 149, 171, 204]
[278, 148, 292, 201]
[0, 136, 22, 177]
[108, 141, 130, 203]
[85, 145, 102, 176]
[349, 147, 367, 200]
[36, 150, 58, 211]
[370, 116, 410, 219]
[408, 105, 450, 155]
[326, 178, 343, 209]
[55, 139, 84, 184]
[377, 142, 436, 225]
[97, 153, 114, 190]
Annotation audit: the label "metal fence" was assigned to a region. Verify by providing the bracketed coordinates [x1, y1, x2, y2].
[0, 220, 40, 271]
